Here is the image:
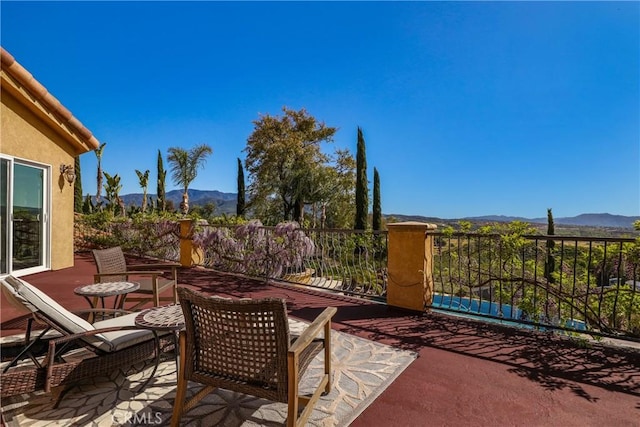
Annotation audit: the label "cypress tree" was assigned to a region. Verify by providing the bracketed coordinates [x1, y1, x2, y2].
[545, 208, 556, 283]
[372, 167, 382, 231]
[547, 208, 555, 236]
[157, 150, 166, 212]
[354, 127, 368, 230]
[73, 156, 83, 213]
[83, 193, 93, 213]
[237, 158, 246, 217]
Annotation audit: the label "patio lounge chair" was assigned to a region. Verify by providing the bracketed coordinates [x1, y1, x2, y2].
[0, 276, 169, 406]
[92, 246, 179, 309]
[171, 286, 337, 427]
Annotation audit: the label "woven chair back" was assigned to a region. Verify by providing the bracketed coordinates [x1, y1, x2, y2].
[177, 287, 291, 402]
[92, 247, 128, 282]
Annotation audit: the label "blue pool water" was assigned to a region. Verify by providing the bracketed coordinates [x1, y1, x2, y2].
[430, 293, 586, 331]
[432, 294, 522, 318]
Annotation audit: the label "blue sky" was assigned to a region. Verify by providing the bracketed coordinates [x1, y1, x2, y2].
[2, 1, 638, 219]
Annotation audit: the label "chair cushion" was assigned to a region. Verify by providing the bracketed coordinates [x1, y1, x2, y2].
[3, 276, 154, 353]
[92, 312, 157, 352]
[0, 277, 33, 316]
[6, 276, 95, 335]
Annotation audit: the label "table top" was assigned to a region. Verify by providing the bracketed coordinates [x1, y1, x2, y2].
[135, 304, 185, 330]
[74, 281, 140, 297]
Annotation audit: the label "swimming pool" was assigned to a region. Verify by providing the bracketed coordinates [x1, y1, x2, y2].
[430, 293, 586, 331]
[432, 294, 521, 318]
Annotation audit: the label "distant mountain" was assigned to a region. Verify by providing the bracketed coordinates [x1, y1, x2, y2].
[120, 189, 237, 214]
[543, 213, 639, 228]
[119, 189, 639, 229]
[389, 213, 640, 229]
[466, 213, 639, 229]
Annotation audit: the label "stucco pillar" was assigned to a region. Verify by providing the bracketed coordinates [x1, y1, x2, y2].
[386, 222, 437, 312]
[179, 219, 205, 267]
[179, 219, 194, 267]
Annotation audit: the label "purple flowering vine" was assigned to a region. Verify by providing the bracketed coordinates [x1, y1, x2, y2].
[193, 220, 315, 278]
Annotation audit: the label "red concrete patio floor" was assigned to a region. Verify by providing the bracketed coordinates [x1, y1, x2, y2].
[2, 252, 639, 426]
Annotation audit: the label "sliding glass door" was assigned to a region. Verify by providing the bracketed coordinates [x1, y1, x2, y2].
[0, 157, 49, 275]
[0, 159, 8, 274]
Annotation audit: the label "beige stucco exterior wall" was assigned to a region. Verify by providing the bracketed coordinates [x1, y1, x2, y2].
[1, 90, 77, 270]
[1, 47, 99, 272]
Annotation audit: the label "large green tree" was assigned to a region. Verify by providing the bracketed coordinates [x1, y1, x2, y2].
[244, 107, 338, 224]
[74, 156, 83, 213]
[167, 144, 213, 215]
[372, 167, 382, 231]
[236, 157, 246, 217]
[157, 150, 166, 212]
[307, 149, 356, 229]
[354, 127, 368, 230]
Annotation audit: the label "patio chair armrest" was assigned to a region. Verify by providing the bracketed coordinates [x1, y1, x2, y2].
[47, 325, 148, 348]
[94, 271, 166, 283]
[70, 308, 133, 321]
[93, 272, 130, 282]
[288, 307, 337, 356]
[45, 326, 155, 370]
[127, 264, 179, 281]
[123, 270, 166, 276]
[127, 263, 180, 271]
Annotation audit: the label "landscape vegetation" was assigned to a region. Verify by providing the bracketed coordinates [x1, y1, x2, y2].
[70, 106, 640, 340]
[75, 108, 639, 234]
[76, 107, 384, 230]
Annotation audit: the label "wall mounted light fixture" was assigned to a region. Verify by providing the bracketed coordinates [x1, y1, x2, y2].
[60, 164, 76, 186]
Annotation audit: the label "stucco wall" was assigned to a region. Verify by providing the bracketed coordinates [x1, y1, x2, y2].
[1, 90, 77, 270]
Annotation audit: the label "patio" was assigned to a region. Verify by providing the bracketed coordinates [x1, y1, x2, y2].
[1, 252, 639, 426]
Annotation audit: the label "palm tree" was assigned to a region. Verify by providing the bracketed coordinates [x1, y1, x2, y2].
[95, 143, 107, 209]
[103, 171, 122, 214]
[167, 144, 213, 215]
[135, 169, 150, 213]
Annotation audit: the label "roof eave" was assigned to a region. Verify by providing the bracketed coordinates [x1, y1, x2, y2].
[1, 47, 100, 153]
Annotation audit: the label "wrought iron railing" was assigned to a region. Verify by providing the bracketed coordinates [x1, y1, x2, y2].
[301, 229, 388, 299]
[194, 225, 388, 300]
[430, 232, 640, 340]
[75, 215, 639, 340]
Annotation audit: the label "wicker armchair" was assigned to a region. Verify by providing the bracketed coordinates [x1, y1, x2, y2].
[92, 246, 179, 309]
[0, 276, 169, 407]
[172, 287, 337, 427]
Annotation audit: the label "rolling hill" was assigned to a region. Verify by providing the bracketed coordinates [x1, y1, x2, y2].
[120, 189, 237, 214]
[387, 212, 639, 230]
[464, 213, 639, 229]
[119, 189, 639, 229]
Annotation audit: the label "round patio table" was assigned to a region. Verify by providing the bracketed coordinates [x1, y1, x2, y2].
[74, 281, 140, 312]
[135, 304, 185, 375]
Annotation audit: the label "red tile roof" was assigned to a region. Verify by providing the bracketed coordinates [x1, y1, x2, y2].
[1, 47, 100, 152]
